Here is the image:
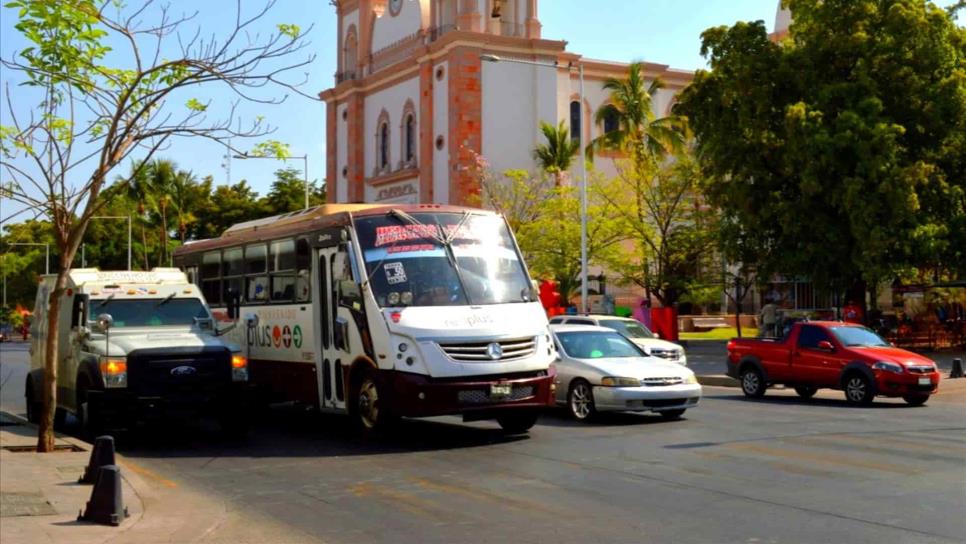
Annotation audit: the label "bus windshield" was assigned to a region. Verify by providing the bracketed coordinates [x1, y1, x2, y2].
[355, 212, 533, 307]
[88, 297, 210, 327]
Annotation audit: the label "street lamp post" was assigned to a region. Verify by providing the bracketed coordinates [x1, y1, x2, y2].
[9, 242, 50, 274]
[234, 153, 311, 209]
[480, 54, 589, 314]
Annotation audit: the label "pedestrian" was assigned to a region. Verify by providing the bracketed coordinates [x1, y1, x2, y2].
[843, 300, 864, 324]
[758, 298, 778, 337]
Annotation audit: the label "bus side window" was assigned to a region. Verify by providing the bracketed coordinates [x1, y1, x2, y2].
[295, 238, 311, 303]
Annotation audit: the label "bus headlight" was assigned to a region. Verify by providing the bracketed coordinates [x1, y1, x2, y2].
[99, 357, 128, 389]
[231, 353, 249, 382]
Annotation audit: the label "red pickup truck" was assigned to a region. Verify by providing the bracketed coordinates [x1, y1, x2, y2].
[726, 321, 940, 406]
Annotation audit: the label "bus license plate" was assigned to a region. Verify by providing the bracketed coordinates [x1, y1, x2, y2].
[918, 377, 931, 386]
[490, 384, 512, 398]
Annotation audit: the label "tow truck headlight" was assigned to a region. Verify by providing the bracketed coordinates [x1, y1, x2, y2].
[231, 353, 249, 382]
[99, 357, 128, 389]
[601, 377, 641, 387]
[873, 361, 903, 374]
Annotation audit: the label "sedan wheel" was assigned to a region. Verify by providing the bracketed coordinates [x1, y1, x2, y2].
[567, 380, 596, 421]
[844, 374, 874, 406]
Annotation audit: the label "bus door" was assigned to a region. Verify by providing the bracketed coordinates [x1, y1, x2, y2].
[315, 243, 354, 412]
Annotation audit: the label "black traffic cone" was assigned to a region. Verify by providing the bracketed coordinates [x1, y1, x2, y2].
[78, 465, 129, 526]
[951, 358, 964, 379]
[79, 435, 116, 484]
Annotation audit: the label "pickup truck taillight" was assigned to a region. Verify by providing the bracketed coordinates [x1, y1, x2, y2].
[726, 339, 736, 352]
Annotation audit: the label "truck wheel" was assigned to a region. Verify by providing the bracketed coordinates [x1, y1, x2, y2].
[794, 386, 818, 399]
[352, 369, 395, 432]
[843, 373, 875, 406]
[567, 380, 596, 421]
[25, 379, 41, 424]
[75, 382, 102, 441]
[497, 411, 539, 434]
[740, 367, 766, 398]
[902, 394, 929, 406]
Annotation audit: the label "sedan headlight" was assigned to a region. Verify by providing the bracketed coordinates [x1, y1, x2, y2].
[873, 361, 903, 374]
[601, 376, 641, 387]
[231, 353, 249, 382]
[99, 357, 128, 389]
[685, 374, 698, 384]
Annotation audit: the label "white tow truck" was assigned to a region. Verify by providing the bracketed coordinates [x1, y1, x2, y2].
[25, 268, 252, 436]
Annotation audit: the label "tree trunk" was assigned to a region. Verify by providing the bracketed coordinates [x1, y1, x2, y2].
[140, 223, 149, 270]
[37, 268, 68, 452]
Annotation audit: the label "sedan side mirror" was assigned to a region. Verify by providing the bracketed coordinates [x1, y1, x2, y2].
[817, 340, 835, 351]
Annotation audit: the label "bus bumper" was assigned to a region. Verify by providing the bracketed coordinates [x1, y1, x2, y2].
[385, 367, 556, 419]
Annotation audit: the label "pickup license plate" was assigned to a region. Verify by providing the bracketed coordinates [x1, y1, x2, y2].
[918, 377, 931, 386]
[490, 384, 512, 398]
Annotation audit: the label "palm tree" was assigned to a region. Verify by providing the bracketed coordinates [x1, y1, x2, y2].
[170, 170, 199, 243]
[123, 161, 152, 269]
[588, 62, 688, 166]
[145, 159, 176, 266]
[533, 120, 580, 184]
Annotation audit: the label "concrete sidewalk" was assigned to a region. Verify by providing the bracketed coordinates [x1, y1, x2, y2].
[0, 411, 322, 544]
[0, 412, 144, 543]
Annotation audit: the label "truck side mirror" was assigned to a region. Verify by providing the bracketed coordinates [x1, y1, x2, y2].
[95, 313, 114, 333]
[817, 340, 835, 351]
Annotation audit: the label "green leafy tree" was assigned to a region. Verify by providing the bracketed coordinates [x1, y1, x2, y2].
[261, 167, 326, 215]
[532, 120, 579, 184]
[676, 1, 966, 308]
[0, 0, 314, 451]
[598, 154, 718, 307]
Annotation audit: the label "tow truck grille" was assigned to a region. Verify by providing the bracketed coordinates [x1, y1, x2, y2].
[127, 346, 231, 397]
[438, 337, 537, 362]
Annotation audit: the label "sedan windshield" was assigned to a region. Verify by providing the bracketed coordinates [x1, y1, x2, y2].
[355, 212, 533, 307]
[829, 326, 890, 347]
[556, 331, 645, 359]
[599, 319, 655, 339]
[88, 298, 210, 327]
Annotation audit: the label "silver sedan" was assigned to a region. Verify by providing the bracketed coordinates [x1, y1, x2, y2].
[550, 324, 702, 421]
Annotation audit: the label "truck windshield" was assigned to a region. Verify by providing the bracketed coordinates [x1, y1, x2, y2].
[599, 319, 655, 339]
[556, 331, 645, 359]
[829, 326, 890, 347]
[88, 298, 209, 327]
[355, 212, 533, 307]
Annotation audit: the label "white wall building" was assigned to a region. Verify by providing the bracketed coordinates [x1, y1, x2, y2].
[321, 0, 694, 205]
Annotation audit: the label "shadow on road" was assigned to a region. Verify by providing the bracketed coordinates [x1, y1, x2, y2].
[536, 408, 693, 428]
[705, 389, 918, 409]
[105, 405, 531, 459]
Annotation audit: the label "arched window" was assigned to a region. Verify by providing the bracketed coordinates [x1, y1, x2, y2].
[343, 25, 358, 79]
[379, 122, 390, 169]
[404, 114, 416, 163]
[603, 108, 619, 134]
[569, 100, 581, 144]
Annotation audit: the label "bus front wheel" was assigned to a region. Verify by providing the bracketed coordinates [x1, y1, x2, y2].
[352, 369, 395, 432]
[496, 411, 539, 434]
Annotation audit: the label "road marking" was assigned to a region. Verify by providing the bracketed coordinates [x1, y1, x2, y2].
[348, 481, 447, 521]
[122, 460, 178, 488]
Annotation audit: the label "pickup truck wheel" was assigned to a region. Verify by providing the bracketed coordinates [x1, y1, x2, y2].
[794, 385, 818, 399]
[843, 374, 875, 406]
[497, 411, 539, 434]
[902, 394, 929, 406]
[740, 368, 766, 398]
[567, 380, 596, 421]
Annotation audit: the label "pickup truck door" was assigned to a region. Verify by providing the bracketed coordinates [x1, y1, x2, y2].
[793, 325, 839, 386]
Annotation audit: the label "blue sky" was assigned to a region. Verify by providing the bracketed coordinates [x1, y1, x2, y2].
[0, 0, 960, 225]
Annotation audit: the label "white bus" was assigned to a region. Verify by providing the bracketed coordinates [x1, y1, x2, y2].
[173, 204, 557, 432]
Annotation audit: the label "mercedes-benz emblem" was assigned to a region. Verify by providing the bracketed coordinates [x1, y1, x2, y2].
[485, 342, 503, 360]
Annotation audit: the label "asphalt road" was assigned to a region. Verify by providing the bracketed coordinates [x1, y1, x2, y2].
[2, 341, 965, 543]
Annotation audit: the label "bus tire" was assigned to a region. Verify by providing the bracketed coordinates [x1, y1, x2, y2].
[496, 411, 539, 434]
[352, 369, 395, 433]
